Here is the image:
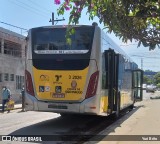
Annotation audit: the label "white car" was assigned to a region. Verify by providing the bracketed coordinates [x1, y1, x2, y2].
[143, 84, 147, 90]
[146, 85, 156, 93]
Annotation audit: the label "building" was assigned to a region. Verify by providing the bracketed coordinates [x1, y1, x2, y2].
[0, 27, 26, 103]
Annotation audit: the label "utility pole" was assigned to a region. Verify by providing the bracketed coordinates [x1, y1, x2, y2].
[51, 12, 54, 25]
[49, 12, 65, 25]
[141, 58, 143, 70]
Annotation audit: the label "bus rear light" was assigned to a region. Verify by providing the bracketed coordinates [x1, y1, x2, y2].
[85, 71, 99, 99]
[25, 70, 34, 96]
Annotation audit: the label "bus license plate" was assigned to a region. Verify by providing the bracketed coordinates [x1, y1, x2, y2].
[52, 93, 65, 98]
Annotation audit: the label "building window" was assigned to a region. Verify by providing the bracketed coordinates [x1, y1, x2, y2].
[4, 40, 22, 57]
[21, 76, 24, 85]
[4, 73, 9, 81]
[16, 75, 19, 89]
[0, 74, 2, 82]
[16, 75, 24, 89]
[10, 74, 14, 81]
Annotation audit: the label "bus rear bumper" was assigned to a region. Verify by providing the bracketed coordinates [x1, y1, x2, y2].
[25, 94, 99, 115]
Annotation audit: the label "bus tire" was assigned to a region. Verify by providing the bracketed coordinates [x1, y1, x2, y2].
[129, 104, 134, 111]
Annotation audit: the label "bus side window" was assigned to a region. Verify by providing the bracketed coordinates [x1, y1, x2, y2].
[36, 45, 43, 50]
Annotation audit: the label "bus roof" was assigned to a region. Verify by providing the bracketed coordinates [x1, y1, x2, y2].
[30, 25, 94, 30]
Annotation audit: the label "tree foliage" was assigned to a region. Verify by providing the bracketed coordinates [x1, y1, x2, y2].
[154, 72, 160, 84]
[157, 83, 160, 88]
[143, 75, 151, 84]
[55, 0, 160, 50]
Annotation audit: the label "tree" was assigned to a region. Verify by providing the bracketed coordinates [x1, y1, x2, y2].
[154, 72, 160, 84]
[54, 0, 160, 50]
[143, 75, 151, 84]
[157, 83, 160, 88]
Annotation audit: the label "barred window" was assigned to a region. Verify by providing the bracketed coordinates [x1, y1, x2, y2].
[0, 73, 2, 82]
[16, 75, 24, 89]
[10, 74, 14, 81]
[4, 73, 9, 81]
[4, 40, 22, 57]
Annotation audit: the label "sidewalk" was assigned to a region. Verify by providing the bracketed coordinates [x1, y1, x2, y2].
[0, 103, 22, 111]
[85, 91, 160, 144]
[96, 99, 160, 144]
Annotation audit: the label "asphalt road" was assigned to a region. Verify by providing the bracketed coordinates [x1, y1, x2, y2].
[1, 108, 111, 143]
[0, 90, 160, 144]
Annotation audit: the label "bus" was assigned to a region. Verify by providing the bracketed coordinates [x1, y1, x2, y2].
[25, 24, 143, 117]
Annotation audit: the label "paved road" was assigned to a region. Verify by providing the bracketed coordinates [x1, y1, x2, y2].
[1, 108, 110, 143]
[1, 90, 160, 144]
[142, 90, 159, 100]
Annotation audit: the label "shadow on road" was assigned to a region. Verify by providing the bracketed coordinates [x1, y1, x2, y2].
[9, 104, 144, 143]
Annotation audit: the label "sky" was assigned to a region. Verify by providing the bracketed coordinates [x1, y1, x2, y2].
[0, 0, 160, 72]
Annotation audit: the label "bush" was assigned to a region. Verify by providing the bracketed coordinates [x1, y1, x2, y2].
[157, 83, 160, 88]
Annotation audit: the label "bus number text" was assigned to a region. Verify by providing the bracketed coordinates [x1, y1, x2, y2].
[69, 75, 82, 79]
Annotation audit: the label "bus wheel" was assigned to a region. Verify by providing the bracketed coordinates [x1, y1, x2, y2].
[128, 104, 134, 111]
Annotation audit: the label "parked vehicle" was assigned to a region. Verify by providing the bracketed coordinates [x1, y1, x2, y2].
[25, 24, 143, 117]
[142, 84, 147, 90]
[146, 85, 156, 93]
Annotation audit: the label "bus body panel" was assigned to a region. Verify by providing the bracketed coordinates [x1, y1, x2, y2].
[99, 30, 136, 113]
[32, 66, 88, 101]
[31, 59, 98, 101]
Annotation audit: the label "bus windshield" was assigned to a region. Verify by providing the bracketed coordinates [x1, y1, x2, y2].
[32, 26, 94, 54]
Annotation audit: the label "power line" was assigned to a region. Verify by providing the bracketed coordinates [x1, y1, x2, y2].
[120, 43, 137, 46]
[0, 29, 25, 40]
[15, 0, 49, 17]
[130, 55, 160, 59]
[8, 0, 48, 19]
[28, 0, 52, 14]
[28, 0, 63, 24]
[130, 54, 160, 71]
[0, 21, 28, 31]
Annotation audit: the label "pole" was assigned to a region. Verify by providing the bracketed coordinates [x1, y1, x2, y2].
[52, 12, 54, 25]
[141, 58, 143, 70]
[49, 12, 65, 25]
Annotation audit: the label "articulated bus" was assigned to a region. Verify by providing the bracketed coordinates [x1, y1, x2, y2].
[25, 24, 143, 117]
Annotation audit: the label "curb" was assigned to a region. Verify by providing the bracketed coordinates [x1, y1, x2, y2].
[0, 105, 22, 111]
[14, 107, 22, 110]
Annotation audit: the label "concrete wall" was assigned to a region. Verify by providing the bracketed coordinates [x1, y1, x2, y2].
[0, 27, 26, 103]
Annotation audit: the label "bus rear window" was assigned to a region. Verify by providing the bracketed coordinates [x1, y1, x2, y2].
[32, 27, 94, 54]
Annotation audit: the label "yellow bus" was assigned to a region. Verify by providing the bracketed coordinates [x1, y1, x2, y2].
[25, 24, 143, 117]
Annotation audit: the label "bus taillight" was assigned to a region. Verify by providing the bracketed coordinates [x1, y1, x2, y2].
[25, 70, 34, 96]
[85, 71, 99, 99]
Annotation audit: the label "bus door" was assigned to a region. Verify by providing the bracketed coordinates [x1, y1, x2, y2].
[133, 70, 143, 101]
[105, 49, 119, 114]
